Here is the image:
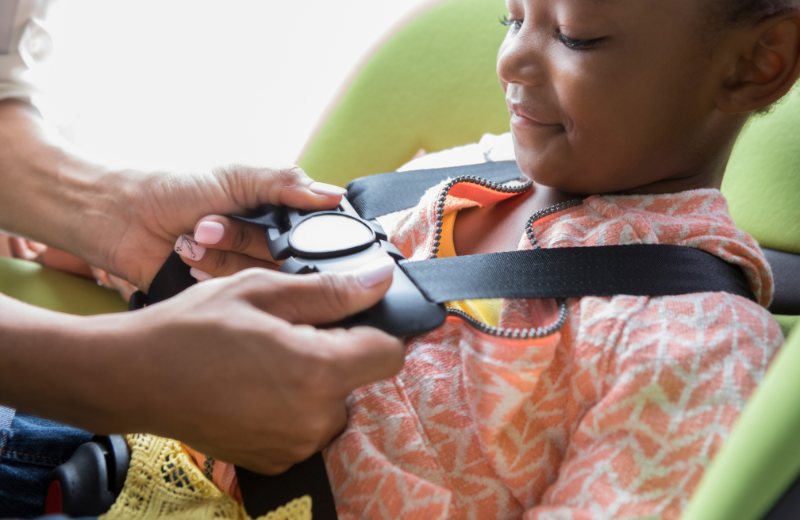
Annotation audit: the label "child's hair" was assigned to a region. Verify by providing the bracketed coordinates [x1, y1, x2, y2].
[715, 0, 799, 26]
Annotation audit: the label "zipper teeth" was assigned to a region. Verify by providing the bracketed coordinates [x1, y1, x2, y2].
[429, 175, 533, 260]
[447, 304, 568, 339]
[524, 198, 584, 249]
[429, 175, 580, 340]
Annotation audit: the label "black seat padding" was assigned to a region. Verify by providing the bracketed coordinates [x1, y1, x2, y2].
[346, 161, 524, 220]
[763, 248, 800, 315]
[762, 470, 800, 520]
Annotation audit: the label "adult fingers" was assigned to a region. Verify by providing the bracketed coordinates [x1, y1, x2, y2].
[172, 215, 280, 278]
[277, 322, 405, 400]
[192, 216, 273, 261]
[212, 164, 347, 213]
[174, 234, 279, 279]
[9, 237, 41, 261]
[239, 256, 396, 325]
[318, 326, 406, 392]
[195, 403, 348, 475]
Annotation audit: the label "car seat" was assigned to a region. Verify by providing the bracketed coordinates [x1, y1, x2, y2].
[297, 0, 799, 337]
[0, 257, 126, 315]
[298, 1, 799, 517]
[0, 0, 797, 518]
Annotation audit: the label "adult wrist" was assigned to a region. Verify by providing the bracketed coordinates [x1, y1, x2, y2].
[0, 298, 140, 434]
[0, 101, 120, 263]
[58, 165, 142, 274]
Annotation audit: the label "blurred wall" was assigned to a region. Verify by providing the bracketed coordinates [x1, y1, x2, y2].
[37, 0, 431, 173]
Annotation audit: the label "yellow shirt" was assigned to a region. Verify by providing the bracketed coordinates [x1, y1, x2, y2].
[438, 211, 502, 327]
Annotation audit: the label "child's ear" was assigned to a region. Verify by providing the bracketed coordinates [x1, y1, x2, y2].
[716, 12, 800, 113]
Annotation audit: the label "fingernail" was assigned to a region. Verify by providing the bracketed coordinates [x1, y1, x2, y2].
[309, 182, 347, 197]
[355, 257, 395, 288]
[174, 235, 206, 260]
[194, 221, 224, 245]
[190, 267, 214, 282]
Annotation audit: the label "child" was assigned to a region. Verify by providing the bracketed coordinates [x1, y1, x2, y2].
[119, 0, 798, 518]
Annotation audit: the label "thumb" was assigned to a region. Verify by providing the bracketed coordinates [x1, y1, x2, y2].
[212, 164, 347, 214]
[311, 326, 406, 393]
[252, 164, 348, 210]
[251, 257, 396, 326]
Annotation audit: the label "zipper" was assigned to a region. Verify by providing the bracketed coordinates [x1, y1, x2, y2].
[428, 174, 533, 260]
[446, 306, 568, 340]
[524, 199, 584, 250]
[429, 174, 582, 339]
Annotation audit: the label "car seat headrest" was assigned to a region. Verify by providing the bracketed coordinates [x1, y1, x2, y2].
[723, 87, 800, 256]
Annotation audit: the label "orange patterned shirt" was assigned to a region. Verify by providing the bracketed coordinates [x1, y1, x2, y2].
[321, 178, 783, 520]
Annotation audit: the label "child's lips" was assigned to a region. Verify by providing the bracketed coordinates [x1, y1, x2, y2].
[511, 113, 558, 129]
[508, 103, 561, 129]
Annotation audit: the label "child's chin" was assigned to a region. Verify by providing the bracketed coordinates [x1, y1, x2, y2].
[517, 157, 601, 195]
[514, 145, 569, 188]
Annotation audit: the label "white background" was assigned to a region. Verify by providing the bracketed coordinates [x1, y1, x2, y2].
[39, 0, 432, 172]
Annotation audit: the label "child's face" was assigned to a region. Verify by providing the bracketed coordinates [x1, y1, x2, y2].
[499, 0, 740, 194]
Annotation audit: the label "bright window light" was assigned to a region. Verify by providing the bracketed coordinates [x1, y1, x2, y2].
[38, 0, 431, 174]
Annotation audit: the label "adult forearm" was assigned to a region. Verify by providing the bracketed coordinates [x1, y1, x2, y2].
[0, 100, 125, 264]
[0, 293, 127, 432]
[0, 252, 404, 472]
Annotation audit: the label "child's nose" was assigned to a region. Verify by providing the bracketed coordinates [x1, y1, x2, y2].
[496, 30, 547, 88]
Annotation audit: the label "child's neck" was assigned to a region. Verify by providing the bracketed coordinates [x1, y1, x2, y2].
[452, 163, 725, 256]
[453, 147, 734, 256]
[453, 184, 576, 256]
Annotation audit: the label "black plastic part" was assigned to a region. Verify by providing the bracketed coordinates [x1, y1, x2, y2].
[128, 290, 147, 311]
[345, 160, 524, 220]
[46, 435, 130, 517]
[763, 248, 800, 315]
[236, 453, 338, 520]
[235, 203, 289, 230]
[103, 435, 131, 496]
[280, 257, 319, 275]
[279, 241, 447, 337]
[266, 226, 292, 261]
[761, 469, 800, 520]
[266, 199, 374, 261]
[265, 198, 447, 337]
[366, 219, 388, 242]
[129, 252, 198, 309]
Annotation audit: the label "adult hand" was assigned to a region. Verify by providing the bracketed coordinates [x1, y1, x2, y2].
[6, 258, 402, 475]
[172, 214, 287, 279]
[163, 208, 358, 281]
[0, 100, 348, 292]
[100, 165, 347, 292]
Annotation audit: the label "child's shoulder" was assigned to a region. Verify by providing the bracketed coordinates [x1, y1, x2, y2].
[385, 134, 775, 308]
[539, 189, 774, 307]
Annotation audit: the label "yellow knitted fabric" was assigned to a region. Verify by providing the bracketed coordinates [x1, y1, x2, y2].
[100, 434, 312, 520]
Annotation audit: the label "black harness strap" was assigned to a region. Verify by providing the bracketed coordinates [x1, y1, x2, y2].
[763, 471, 800, 520]
[763, 248, 800, 315]
[236, 453, 336, 518]
[346, 160, 524, 219]
[400, 245, 755, 303]
[131, 161, 773, 519]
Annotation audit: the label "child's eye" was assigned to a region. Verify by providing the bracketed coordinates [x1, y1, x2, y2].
[557, 32, 605, 50]
[500, 15, 523, 31]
